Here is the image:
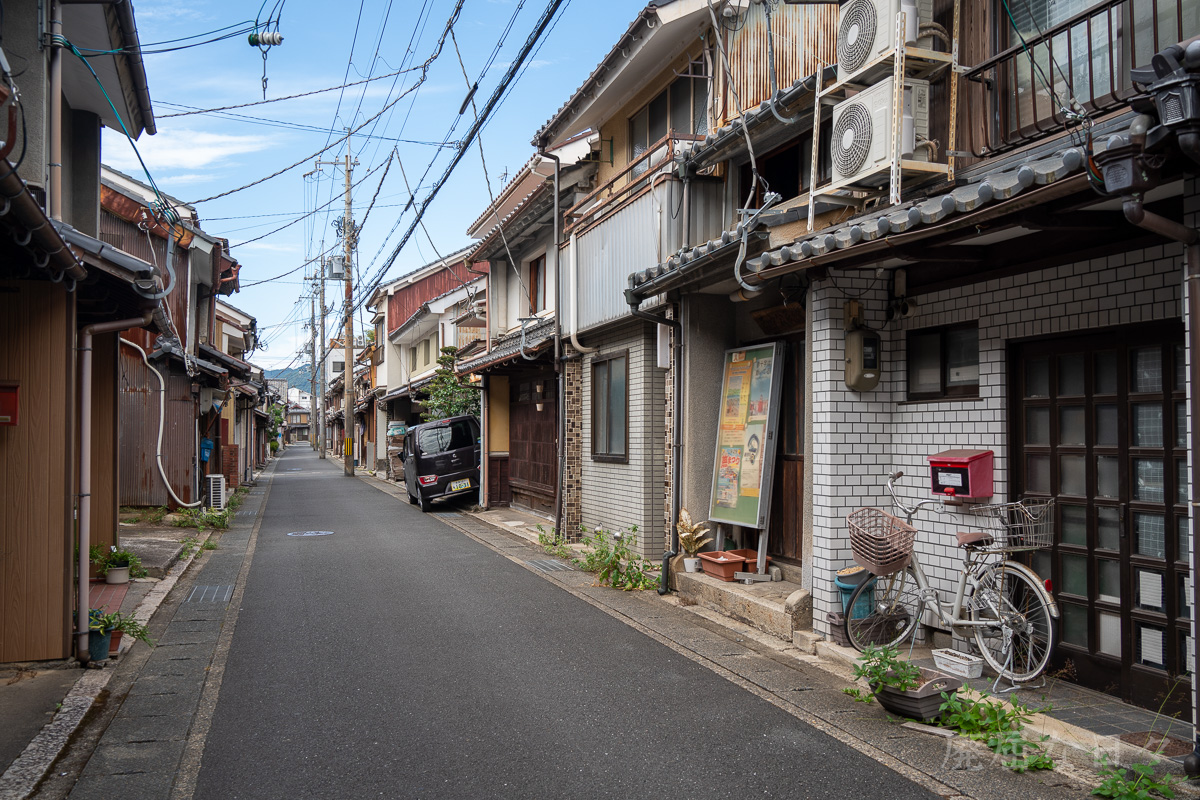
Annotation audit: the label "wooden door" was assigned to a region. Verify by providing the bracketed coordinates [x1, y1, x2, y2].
[768, 335, 804, 562]
[509, 374, 557, 514]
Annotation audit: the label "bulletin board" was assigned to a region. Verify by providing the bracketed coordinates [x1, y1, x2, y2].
[708, 342, 784, 529]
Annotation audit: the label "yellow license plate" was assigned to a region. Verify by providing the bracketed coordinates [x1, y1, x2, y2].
[449, 478, 471, 492]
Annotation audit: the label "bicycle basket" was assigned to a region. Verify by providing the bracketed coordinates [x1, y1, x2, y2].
[967, 498, 1055, 551]
[847, 507, 917, 576]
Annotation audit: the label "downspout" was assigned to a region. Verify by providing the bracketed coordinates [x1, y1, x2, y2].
[1122, 197, 1200, 766]
[77, 312, 153, 664]
[48, 0, 63, 221]
[540, 148, 567, 537]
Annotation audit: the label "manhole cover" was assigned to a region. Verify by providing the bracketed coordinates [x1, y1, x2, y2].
[186, 585, 233, 603]
[287, 530, 334, 537]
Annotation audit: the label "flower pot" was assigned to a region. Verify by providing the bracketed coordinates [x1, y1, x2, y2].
[872, 668, 962, 722]
[109, 631, 123, 657]
[727, 548, 771, 574]
[105, 566, 130, 585]
[683, 557, 701, 573]
[698, 551, 745, 581]
[88, 630, 112, 662]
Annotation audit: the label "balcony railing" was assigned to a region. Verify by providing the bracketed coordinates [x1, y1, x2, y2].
[564, 133, 703, 236]
[963, 0, 1198, 157]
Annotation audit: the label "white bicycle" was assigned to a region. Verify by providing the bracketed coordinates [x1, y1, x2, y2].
[842, 472, 1059, 687]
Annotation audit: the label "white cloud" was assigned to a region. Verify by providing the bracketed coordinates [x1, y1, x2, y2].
[103, 129, 274, 173]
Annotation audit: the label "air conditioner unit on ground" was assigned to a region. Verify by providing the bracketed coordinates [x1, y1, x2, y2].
[837, 0, 932, 85]
[830, 76, 930, 190]
[207, 474, 227, 511]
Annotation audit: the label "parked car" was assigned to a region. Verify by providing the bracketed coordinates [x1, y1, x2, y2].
[402, 415, 481, 512]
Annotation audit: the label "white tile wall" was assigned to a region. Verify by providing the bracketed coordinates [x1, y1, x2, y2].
[580, 321, 667, 559]
[809, 190, 1194, 638]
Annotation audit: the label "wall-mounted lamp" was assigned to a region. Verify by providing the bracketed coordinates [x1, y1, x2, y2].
[534, 380, 545, 412]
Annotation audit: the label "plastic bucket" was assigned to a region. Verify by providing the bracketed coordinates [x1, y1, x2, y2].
[88, 631, 112, 662]
[834, 573, 877, 619]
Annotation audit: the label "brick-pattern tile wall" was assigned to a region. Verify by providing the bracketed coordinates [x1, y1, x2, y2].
[809, 223, 1190, 638]
[221, 445, 240, 489]
[580, 321, 667, 559]
[663, 305, 676, 540]
[562, 344, 583, 534]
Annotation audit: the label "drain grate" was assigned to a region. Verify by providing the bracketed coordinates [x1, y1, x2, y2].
[186, 585, 233, 603]
[526, 559, 573, 573]
[432, 512, 460, 519]
[287, 530, 334, 537]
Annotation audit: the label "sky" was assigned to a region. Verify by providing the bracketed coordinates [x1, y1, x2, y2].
[102, 0, 648, 372]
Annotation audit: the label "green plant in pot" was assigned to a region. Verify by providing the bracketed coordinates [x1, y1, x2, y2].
[87, 609, 120, 662]
[843, 644, 963, 722]
[676, 508, 713, 574]
[107, 611, 153, 655]
[90, 544, 145, 584]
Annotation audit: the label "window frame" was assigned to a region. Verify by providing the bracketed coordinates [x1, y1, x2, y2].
[627, 59, 709, 168]
[528, 253, 546, 314]
[905, 322, 981, 401]
[591, 350, 629, 463]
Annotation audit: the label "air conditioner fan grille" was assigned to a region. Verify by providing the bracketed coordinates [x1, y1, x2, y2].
[838, 0, 878, 74]
[833, 102, 873, 178]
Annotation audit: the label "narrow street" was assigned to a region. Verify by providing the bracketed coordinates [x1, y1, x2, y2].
[39, 445, 1096, 800]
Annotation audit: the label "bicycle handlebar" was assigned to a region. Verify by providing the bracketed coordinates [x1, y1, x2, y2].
[885, 471, 943, 524]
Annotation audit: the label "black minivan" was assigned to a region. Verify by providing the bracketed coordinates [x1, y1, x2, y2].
[401, 415, 481, 512]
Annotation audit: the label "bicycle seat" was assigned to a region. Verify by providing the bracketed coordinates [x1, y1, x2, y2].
[955, 530, 994, 548]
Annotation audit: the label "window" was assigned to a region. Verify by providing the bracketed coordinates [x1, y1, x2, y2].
[408, 346, 418, 373]
[528, 255, 546, 314]
[592, 353, 628, 461]
[629, 60, 709, 175]
[332, 361, 345, 375]
[907, 324, 979, 400]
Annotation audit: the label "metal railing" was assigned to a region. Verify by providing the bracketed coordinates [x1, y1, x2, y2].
[962, 0, 1197, 156]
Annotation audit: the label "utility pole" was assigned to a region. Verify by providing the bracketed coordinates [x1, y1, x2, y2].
[317, 134, 358, 476]
[318, 262, 327, 459]
[309, 291, 318, 451]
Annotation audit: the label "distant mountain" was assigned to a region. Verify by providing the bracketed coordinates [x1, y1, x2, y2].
[265, 365, 314, 389]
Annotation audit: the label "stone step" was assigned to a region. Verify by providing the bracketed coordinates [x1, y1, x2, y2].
[674, 569, 811, 642]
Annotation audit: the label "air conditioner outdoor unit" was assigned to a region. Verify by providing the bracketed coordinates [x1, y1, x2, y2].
[830, 76, 930, 189]
[207, 474, 227, 511]
[837, 0, 932, 85]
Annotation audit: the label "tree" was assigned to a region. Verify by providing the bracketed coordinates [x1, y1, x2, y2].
[420, 346, 481, 421]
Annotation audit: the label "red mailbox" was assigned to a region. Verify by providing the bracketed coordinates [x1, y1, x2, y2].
[927, 449, 993, 500]
[0, 382, 17, 426]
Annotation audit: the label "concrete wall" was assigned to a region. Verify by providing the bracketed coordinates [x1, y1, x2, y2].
[680, 294, 736, 530]
[580, 320, 666, 558]
[806, 189, 1194, 637]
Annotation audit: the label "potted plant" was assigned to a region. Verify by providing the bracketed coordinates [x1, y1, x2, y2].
[107, 612, 153, 655]
[90, 545, 144, 585]
[676, 508, 713, 574]
[845, 644, 963, 722]
[87, 609, 119, 662]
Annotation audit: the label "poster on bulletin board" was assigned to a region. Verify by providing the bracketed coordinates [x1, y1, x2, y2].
[708, 342, 784, 529]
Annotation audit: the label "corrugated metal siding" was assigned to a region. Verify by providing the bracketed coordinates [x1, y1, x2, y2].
[722, 4, 837, 125]
[118, 352, 197, 506]
[387, 261, 487, 336]
[100, 210, 192, 350]
[574, 178, 726, 331]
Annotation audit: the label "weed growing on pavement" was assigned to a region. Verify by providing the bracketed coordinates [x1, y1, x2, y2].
[938, 692, 1055, 773]
[173, 507, 232, 530]
[573, 525, 658, 591]
[202, 538, 217, 550]
[1093, 754, 1179, 799]
[845, 645, 922, 703]
[179, 537, 198, 558]
[536, 525, 572, 559]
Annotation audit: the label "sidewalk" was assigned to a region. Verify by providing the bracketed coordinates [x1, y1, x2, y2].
[0, 460, 273, 800]
[423, 492, 1198, 783]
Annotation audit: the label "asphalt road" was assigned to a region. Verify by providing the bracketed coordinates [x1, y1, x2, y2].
[193, 447, 939, 800]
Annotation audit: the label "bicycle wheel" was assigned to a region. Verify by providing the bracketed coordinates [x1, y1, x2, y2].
[844, 567, 924, 652]
[971, 563, 1055, 682]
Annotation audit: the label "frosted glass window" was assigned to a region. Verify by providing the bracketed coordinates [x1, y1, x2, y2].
[1025, 357, 1049, 397]
[1059, 354, 1085, 395]
[1179, 574, 1192, 620]
[1096, 455, 1119, 497]
[1059, 406, 1086, 445]
[1098, 560, 1121, 603]
[1136, 622, 1166, 669]
[1095, 351, 1117, 394]
[1061, 505, 1087, 546]
[1134, 459, 1165, 503]
[1178, 401, 1188, 448]
[1096, 404, 1118, 446]
[1062, 553, 1088, 596]
[1132, 404, 1163, 447]
[1025, 407, 1049, 445]
[1179, 517, 1190, 563]
[1098, 612, 1122, 656]
[1179, 459, 1189, 505]
[1060, 455, 1086, 496]
[1136, 569, 1165, 612]
[1181, 636, 1195, 677]
[1032, 551, 1051, 583]
[1098, 507, 1120, 550]
[1135, 512, 1166, 558]
[1176, 344, 1186, 391]
[1027, 455, 1050, 494]
[1133, 347, 1163, 393]
[1062, 604, 1088, 648]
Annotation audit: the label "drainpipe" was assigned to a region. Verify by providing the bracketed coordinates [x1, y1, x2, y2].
[48, 0, 63, 221]
[1122, 197, 1200, 769]
[540, 148, 567, 537]
[77, 312, 153, 664]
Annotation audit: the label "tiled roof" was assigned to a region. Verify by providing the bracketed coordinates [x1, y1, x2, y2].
[457, 317, 555, 374]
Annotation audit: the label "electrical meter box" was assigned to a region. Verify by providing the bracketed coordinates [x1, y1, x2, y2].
[844, 329, 882, 391]
[927, 449, 993, 500]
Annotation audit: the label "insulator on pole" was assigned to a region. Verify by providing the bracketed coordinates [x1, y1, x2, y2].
[249, 31, 284, 46]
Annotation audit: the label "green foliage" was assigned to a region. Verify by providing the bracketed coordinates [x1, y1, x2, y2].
[174, 507, 232, 530]
[1093, 755, 1179, 799]
[109, 612, 153, 646]
[536, 525, 572, 559]
[572, 525, 658, 591]
[938, 692, 1055, 773]
[88, 609, 120, 634]
[89, 545, 147, 578]
[849, 645, 922, 703]
[419, 346, 481, 422]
